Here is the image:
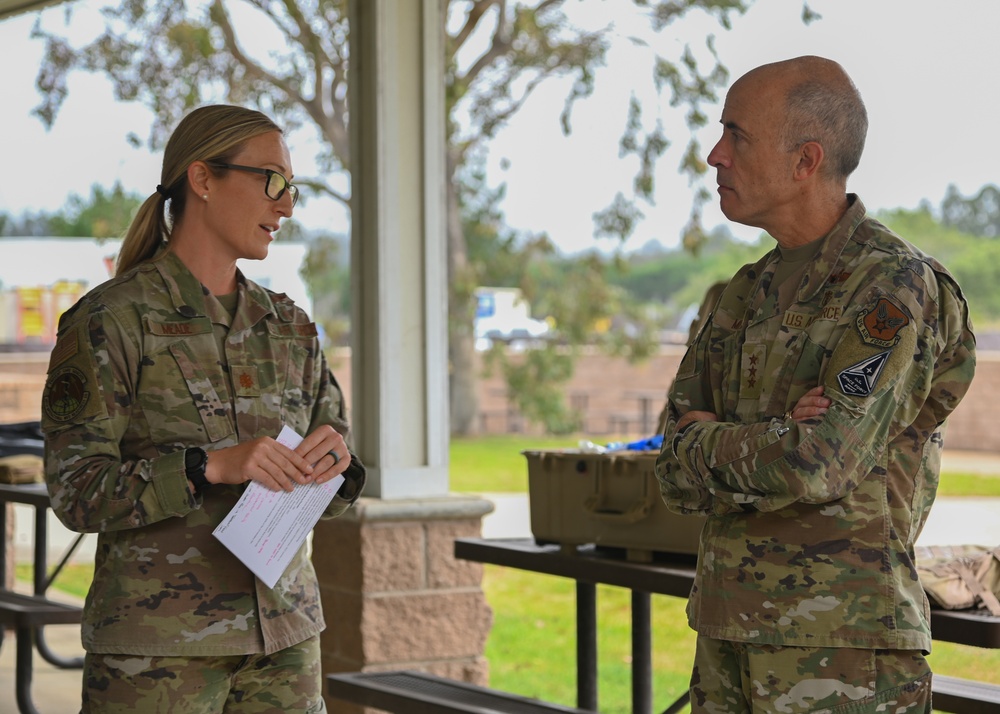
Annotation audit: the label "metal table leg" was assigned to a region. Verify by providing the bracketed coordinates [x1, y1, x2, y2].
[633, 589, 652, 714]
[31, 503, 85, 669]
[15, 624, 42, 714]
[576, 580, 598, 710]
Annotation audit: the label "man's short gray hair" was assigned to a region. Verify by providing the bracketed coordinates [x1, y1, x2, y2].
[781, 77, 868, 180]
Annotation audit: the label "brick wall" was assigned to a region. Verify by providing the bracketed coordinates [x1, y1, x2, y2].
[1, 346, 992, 452]
[475, 346, 992, 453]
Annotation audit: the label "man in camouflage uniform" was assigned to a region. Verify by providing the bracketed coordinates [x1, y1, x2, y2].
[655, 56, 976, 712]
[42, 249, 365, 712]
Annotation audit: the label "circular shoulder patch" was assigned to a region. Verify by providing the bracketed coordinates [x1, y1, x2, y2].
[44, 366, 92, 423]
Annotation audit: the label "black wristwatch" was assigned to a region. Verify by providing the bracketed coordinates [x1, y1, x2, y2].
[185, 447, 210, 495]
[672, 421, 695, 455]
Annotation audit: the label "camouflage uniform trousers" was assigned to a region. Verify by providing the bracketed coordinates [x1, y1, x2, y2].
[690, 636, 931, 713]
[80, 635, 325, 713]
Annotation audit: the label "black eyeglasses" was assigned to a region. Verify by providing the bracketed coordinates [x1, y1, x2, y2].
[208, 162, 300, 207]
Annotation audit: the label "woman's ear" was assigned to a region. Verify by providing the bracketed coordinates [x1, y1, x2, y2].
[187, 161, 212, 200]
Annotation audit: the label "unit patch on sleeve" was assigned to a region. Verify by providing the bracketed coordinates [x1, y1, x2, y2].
[43, 365, 93, 422]
[837, 350, 890, 397]
[857, 297, 910, 348]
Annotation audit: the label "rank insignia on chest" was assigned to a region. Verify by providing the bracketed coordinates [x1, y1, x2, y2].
[837, 350, 890, 397]
[857, 297, 910, 348]
[741, 343, 767, 399]
[232, 365, 260, 397]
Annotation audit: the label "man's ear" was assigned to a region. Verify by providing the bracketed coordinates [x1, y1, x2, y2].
[187, 161, 212, 198]
[794, 141, 825, 181]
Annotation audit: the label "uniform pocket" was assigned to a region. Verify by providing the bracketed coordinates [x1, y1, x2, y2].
[137, 336, 234, 446]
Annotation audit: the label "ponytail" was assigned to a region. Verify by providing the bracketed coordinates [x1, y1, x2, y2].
[115, 192, 170, 276]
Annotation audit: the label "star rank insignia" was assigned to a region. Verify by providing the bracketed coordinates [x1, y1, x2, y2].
[741, 343, 767, 399]
[837, 350, 890, 397]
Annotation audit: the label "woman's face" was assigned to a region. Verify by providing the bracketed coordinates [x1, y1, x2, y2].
[203, 131, 295, 263]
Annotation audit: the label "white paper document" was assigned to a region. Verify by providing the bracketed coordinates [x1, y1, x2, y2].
[213, 425, 344, 588]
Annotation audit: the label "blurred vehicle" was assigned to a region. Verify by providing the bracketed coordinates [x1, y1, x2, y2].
[474, 287, 551, 350]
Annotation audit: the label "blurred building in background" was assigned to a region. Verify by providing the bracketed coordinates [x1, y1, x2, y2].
[0, 238, 311, 349]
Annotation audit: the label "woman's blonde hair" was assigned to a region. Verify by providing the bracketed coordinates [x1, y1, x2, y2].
[116, 105, 282, 275]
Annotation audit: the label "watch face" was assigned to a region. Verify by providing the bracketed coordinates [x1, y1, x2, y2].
[186, 448, 206, 470]
[185, 448, 209, 493]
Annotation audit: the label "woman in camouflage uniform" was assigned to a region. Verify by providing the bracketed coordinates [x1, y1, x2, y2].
[41, 105, 365, 713]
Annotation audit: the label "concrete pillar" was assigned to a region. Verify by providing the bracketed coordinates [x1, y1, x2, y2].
[312, 2, 494, 709]
[348, 0, 449, 499]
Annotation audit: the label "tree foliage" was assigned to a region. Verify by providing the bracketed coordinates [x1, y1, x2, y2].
[0, 210, 52, 237]
[32, 0, 787, 433]
[300, 231, 350, 348]
[0, 182, 143, 239]
[878, 203, 1000, 328]
[940, 183, 1000, 238]
[47, 181, 144, 239]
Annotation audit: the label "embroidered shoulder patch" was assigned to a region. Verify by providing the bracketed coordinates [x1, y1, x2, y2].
[856, 297, 910, 348]
[837, 350, 890, 397]
[43, 365, 92, 422]
[48, 332, 78, 369]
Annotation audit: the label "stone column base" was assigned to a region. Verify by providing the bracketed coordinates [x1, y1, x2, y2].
[313, 495, 495, 713]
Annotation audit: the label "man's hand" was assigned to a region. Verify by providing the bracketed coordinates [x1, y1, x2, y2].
[675, 410, 719, 432]
[786, 386, 831, 422]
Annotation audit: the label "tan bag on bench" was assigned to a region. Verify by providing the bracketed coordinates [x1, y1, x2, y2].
[0, 454, 44, 484]
[915, 544, 1000, 616]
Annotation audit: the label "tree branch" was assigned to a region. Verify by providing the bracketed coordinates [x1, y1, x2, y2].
[449, 0, 501, 55]
[297, 178, 350, 206]
[211, 0, 308, 107]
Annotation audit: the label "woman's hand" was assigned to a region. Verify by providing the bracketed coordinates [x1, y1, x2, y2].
[205, 437, 316, 492]
[201, 426, 350, 493]
[295, 424, 352, 485]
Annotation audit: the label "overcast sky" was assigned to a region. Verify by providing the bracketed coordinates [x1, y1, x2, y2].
[1, 0, 997, 253]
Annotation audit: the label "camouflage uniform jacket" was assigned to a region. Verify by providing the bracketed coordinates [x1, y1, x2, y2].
[655, 196, 976, 651]
[41, 250, 365, 657]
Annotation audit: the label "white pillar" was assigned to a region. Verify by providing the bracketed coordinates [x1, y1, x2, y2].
[349, 0, 449, 498]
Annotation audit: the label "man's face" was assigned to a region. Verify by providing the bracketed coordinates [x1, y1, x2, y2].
[706, 71, 799, 231]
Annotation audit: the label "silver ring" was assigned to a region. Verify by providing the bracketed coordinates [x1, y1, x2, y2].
[328, 450, 340, 465]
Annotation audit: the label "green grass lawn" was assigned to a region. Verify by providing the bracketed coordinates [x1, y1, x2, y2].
[16, 435, 1000, 713]
[449, 434, 582, 493]
[482, 566, 1000, 714]
[483, 565, 695, 711]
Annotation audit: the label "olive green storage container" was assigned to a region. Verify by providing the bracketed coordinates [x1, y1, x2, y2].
[523, 449, 705, 559]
